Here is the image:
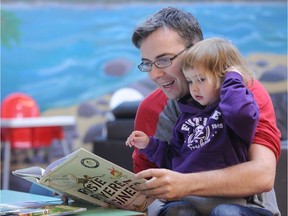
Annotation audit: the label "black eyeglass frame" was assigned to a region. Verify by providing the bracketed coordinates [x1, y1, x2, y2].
[137, 46, 192, 72]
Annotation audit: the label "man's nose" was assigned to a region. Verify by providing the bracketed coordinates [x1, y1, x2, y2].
[149, 67, 164, 80]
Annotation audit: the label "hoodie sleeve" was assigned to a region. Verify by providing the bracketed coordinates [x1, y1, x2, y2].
[219, 71, 260, 145]
[139, 116, 184, 169]
[139, 137, 173, 169]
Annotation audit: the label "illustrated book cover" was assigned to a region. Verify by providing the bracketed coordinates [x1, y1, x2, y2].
[13, 148, 153, 212]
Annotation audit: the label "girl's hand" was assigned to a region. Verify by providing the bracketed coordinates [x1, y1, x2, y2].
[125, 130, 150, 149]
[225, 66, 242, 76]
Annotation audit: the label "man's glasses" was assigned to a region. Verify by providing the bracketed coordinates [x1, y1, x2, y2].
[138, 46, 191, 72]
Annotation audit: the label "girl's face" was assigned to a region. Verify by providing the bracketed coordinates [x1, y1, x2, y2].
[183, 67, 220, 106]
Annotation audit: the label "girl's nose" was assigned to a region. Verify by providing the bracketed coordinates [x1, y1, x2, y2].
[191, 84, 198, 92]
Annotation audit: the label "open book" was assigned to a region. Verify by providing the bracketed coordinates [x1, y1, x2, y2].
[13, 148, 154, 212]
[0, 203, 87, 216]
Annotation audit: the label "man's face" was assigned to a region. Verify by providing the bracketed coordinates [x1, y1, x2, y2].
[139, 28, 189, 100]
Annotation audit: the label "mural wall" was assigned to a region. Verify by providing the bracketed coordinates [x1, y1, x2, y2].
[1, 2, 287, 142]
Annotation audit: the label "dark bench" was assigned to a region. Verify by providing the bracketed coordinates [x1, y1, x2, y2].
[275, 140, 287, 216]
[92, 101, 138, 172]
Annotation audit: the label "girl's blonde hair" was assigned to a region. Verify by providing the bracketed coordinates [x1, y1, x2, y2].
[182, 37, 254, 89]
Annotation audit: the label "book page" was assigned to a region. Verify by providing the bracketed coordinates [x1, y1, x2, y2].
[44, 150, 79, 175]
[39, 148, 153, 211]
[12, 166, 45, 179]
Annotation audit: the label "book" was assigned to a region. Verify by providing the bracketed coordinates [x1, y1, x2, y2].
[0, 204, 86, 216]
[0, 204, 21, 215]
[0, 203, 86, 216]
[13, 148, 154, 212]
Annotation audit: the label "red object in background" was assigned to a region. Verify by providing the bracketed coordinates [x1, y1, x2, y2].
[1, 93, 40, 148]
[33, 126, 63, 148]
[1, 93, 40, 118]
[1, 92, 63, 148]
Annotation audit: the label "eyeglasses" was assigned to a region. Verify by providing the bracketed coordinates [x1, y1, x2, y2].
[138, 46, 191, 72]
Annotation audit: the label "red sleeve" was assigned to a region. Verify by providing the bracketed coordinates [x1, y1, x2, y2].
[132, 88, 168, 173]
[249, 80, 281, 160]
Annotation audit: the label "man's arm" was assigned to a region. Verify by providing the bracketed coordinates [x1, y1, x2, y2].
[134, 79, 280, 199]
[135, 144, 276, 200]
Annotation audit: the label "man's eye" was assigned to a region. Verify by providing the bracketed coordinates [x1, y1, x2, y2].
[142, 62, 152, 66]
[159, 58, 170, 63]
[157, 58, 170, 65]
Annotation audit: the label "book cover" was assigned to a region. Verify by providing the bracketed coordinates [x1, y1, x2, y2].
[0, 203, 86, 216]
[13, 148, 153, 212]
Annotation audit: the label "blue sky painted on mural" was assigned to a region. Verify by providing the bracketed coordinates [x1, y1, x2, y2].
[1, 2, 287, 111]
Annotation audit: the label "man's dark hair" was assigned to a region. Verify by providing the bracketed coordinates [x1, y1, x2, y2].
[132, 7, 203, 48]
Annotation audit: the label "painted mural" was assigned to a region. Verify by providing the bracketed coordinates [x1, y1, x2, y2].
[1, 2, 287, 144]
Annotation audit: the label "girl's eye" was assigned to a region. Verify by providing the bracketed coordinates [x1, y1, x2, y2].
[198, 77, 206, 82]
[187, 80, 193, 85]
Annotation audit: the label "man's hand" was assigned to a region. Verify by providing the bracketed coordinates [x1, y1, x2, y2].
[135, 168, 189, 201]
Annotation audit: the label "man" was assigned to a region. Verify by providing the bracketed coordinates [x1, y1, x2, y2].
[131, 7, 281, 216]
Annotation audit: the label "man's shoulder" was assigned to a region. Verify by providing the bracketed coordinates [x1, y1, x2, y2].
[249, 79, 265, 92]
[139, 88, 180, 112]
[249, 79, 271, 106]
[140, 88, 168, 109]
[144, 88, 167, 101]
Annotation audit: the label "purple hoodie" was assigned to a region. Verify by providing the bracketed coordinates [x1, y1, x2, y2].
[140, 72, 259, 173]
